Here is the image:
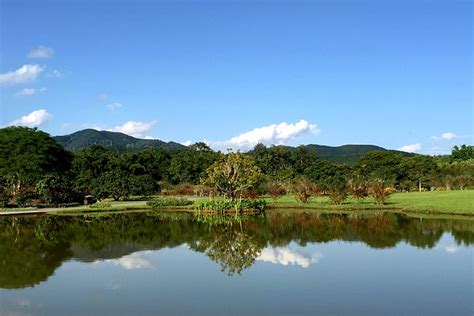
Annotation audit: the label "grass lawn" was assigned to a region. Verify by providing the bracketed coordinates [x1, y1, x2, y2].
[2, 190, 472, 217]
[389, 190, 473, 214]
[266, 190, 474, 215]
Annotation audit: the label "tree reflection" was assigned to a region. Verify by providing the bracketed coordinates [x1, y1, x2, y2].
[0, 211, 472, 288]
[191, 222, 263, 276]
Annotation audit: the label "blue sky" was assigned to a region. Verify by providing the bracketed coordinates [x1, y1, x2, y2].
[0, 0, 472, 154]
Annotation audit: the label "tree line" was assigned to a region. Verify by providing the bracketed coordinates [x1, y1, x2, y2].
[0, 126, 472, 207]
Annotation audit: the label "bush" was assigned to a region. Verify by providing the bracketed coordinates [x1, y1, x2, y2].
[161, 184, 195, 196]
[147, 197, 194, 208]
[268, 182, 286, 200]
[14, 188, 37, 207]
[89, 202, 111, 209]
[293, 178, 319, 203]
[328, 175, 348, 205]
[348, 176, 369, 202]
[369, 180, 391, 205]
[194, 198, 266, 214]
[193, 185, 215, 197]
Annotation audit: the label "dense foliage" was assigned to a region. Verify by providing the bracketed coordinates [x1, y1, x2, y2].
[0, 127, 472, 207]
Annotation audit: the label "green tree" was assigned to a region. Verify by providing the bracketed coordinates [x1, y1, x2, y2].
[451, 145, 474, 162]
[327, 174, 348, 205]
[202, 151, 262, 200]
[355, 151, 403, 185]
[167, 143, 218, 184]
[0, 127, 72, 201]
[400, 155, 438, 191]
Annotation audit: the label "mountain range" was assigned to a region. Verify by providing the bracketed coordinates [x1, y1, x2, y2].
[54, 129, 412, 165]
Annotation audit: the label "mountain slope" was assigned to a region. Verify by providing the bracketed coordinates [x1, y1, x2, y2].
[54, 129, 186, 151]
[54, 129, 413, 165]
[304, 144, 414, 165]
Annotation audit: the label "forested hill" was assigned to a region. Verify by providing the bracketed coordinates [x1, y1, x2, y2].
[54, 129, 412, 165]
[303, 144, 414, 165]
[54, 129, 186, 152]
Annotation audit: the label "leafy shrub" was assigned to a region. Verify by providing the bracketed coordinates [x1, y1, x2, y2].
[369, 180, 391, 205]
[193, 185, 215, 197]
[89, 202, 111, 209]
[194, 198, 266, 214]
[348, 176, 369, 202]
[147, 197, 194, 208]
[292, 178, 319, 203]
[15, 188, 37, 207]
[328, 175, 348, 205]
[268, 182, 286, 200]
[244, 190, 259, 200]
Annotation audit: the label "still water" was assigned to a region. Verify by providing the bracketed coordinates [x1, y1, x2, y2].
[0, 211, 472, 315]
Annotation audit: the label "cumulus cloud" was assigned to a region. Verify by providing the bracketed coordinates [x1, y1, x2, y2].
[213, 120, 319, 150]
[183, 140, 193, 146]
[431, 132, 457, 141]
[10, 109, 53, 127]
[0, 64, 44, 86]
[106, 102, 123, 111]
[108, 120, 156, 137]
[27, 46, 54, 59]
[257, 246, 322, 268]
[398, 143, 422, 153]
[16, 87, 47, 96]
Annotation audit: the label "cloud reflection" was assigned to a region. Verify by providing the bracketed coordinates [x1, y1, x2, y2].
[257, 246, 322, 268]
[444, 245, 459, 254]
[103, 252, 156, 270]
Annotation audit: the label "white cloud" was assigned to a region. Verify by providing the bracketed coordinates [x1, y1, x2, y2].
[213, 120, 319, 150]
[257, 246, 322, 268]
[183, 140, 192, 146]
[106, 102, 123, 111]
[398, 143, 422, 153]
[0, 64, 44, 86]
[441, 132, 457, 141]
[10, 109, 53, 127]
[27, 46, 54, 59]
[16, 87, 47, 96]
[46, 69, 62, 78]
[108, 120, 156, 137]
[431, 132, 458, 141]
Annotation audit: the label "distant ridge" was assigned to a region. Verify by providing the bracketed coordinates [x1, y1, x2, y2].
[54, 129, 413, 165]
[54, 129, 186, 152]
[303, 144, 413, 165]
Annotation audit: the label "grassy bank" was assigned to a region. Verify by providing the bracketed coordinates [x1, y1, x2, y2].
[266, 190, 474, 215]
[1, 190, 472, 217]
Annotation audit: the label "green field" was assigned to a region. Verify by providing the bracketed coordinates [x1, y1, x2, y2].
[266, 190, 474, 215]
[1, 190, 473, 217]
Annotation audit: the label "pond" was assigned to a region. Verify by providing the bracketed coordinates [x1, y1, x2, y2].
[0, 211, 472, 315]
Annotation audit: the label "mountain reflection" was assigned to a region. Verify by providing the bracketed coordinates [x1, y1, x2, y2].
[0, 211, 472, 289]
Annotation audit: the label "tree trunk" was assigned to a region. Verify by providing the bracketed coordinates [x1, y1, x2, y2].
[418, 180, 422, 192]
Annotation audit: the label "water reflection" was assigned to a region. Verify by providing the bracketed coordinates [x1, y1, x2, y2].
[257, 245, 323, 268]
[0, 211, 472, 289]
